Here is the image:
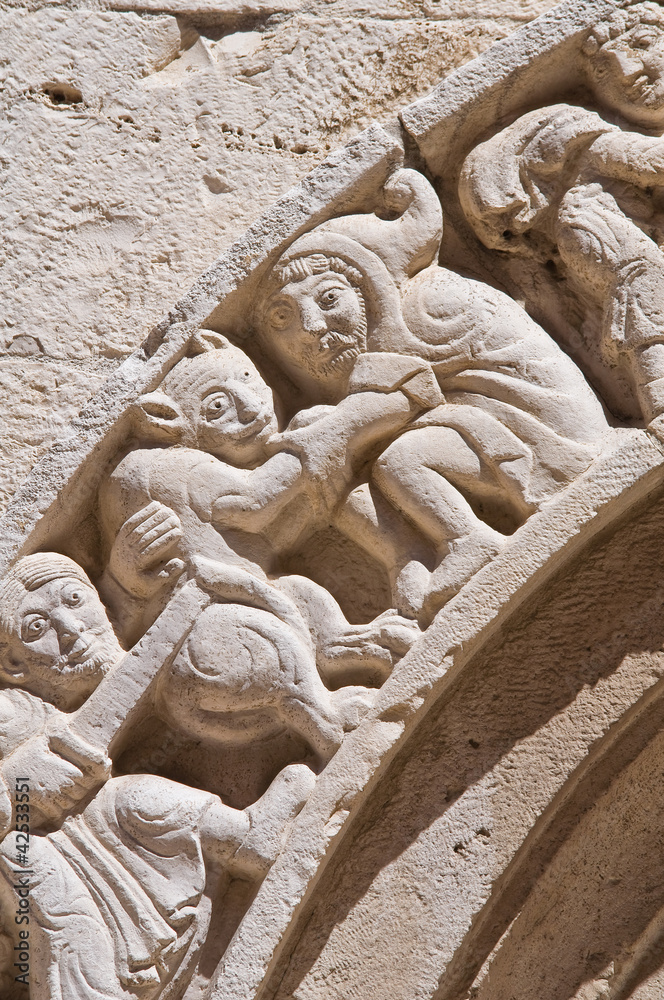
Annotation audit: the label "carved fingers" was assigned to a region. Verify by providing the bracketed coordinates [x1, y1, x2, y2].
[330, 615, 419, 658]
[4, 731, 108, 829]
[108, 500, 185, 598]
[366, 610, 421, 655]
[123, 501, 183, 565]
[47, 715, 112, 778]
[320, 613, 420, 684]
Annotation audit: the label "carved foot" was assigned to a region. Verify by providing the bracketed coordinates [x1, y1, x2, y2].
[421, 526, 506, 624]
[364, 610, 421, 657]
[320, 612, 420, 684]
[233, 764, 317, 878]
[393, 558, 432, 619]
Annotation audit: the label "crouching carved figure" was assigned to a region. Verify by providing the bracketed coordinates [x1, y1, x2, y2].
[99, 332, 430, 762]
[253, 168, 611, 621]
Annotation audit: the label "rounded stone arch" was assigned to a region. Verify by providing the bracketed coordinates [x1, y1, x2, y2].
[205, 430, 664, 1000]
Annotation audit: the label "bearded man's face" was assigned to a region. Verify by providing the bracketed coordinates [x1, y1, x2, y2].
[263, 271, 367, 399]
[4, 578, 121, 709]
[589, 18, 664, 128]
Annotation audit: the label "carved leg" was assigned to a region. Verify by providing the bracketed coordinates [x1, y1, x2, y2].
[279, 687, 376, 764]
[161, 602, 357, 758]
[277, 572, 420, 685]
[373, 427, 505, 621]
[279, 679, 375, 763]
[227, 764, 317, 878]
[278, 694, 346, 763]
[373, 427, 499, 545]
[335, 482, 432, 618]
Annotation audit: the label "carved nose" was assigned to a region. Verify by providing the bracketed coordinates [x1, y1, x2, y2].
[300, 303, 326, 336]
[232, 386, 263, 422]
[52, 609, 84, 647]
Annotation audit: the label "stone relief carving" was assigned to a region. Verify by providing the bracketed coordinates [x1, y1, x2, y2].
[0, 552, 315, 999]
[252, 168, 610, 620]
[6, 3, 664, 997]
[459, 0, 664, 427]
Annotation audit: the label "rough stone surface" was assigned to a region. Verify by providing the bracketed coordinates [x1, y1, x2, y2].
[9, 3, 664, 1000]
[1, 0, 554, 513]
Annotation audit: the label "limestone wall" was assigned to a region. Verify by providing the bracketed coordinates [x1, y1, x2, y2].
[1, 0, 555, 511]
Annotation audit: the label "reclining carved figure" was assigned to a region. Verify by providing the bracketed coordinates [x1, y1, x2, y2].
[0, 552, 314, 1000]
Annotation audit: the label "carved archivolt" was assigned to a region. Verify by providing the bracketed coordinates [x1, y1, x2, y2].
[3, 2, 664, 998]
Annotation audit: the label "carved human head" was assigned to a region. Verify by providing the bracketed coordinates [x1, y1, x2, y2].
[0, 553, 122, 710]
[258, 253, 368, 401]
[139, 333, 278, 466]
[583, 1, 664, 128]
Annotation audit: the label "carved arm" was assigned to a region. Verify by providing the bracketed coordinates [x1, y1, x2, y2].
[584, 131, 664, 187]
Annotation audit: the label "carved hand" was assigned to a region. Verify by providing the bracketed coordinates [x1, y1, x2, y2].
[2, 724, 111, 831]
[348, 352, 444, 408]
[320, 612, 421, 682]
[107, 499, 185, 598]
[586, 131, 664, 187]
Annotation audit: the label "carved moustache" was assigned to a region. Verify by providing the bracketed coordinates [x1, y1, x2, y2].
[316, 331, 362, 364]
[55, 627, 119, 675]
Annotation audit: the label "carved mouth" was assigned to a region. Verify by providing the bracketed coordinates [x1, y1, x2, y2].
[317, 332, 362, 368]
[319, 331, 357, 352]
[67, 639, 92, 664]
[61, 633, 117, 674]
[230, 408, 273, 440]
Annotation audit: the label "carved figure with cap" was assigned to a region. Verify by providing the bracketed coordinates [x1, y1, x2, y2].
[0, 557, 316, 1000]
[256, 168, 610, 620]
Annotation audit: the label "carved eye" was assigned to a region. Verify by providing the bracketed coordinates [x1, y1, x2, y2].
[62, 584, 85, 607]
[318, 288, 340, 309]
[629, 30, 658, 50]
[204, 392, 230, 421]
[267, 301, 295, 330]
[21, 615, 49, 643]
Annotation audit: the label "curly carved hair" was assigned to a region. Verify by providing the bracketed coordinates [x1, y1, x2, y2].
[269, 253, 364, 293]
[582, 1, 664, 55]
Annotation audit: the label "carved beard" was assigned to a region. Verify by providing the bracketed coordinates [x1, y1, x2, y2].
[35, 627, 121, 683]
[301, 296, 367, 381]
[52, 643, 117, 678]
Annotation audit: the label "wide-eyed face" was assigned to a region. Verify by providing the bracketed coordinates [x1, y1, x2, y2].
[263, 271, 367, 394]
[192, 357, 278, 464]
[588, 19, 664, 128]
[5, 578, 121, 707]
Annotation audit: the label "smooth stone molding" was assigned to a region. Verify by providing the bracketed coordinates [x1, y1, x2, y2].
[209, 427, 664, 1000]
